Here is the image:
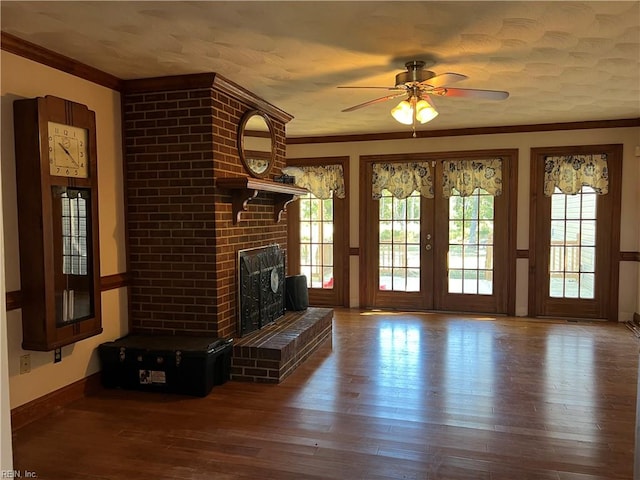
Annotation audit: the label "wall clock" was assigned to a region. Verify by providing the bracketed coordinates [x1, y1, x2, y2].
[13, 95, 102, 351]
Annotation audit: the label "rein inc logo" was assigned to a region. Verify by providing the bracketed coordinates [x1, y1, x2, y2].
[1, 472, 37, 478]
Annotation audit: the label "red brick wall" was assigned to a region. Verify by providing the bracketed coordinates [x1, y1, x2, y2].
[123, 75, 288, 339]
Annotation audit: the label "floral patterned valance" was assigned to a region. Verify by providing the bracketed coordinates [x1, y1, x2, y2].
[371, 162, 433, 199]
[442, 159, 503, 198]
[281, 164, 346, 200]
[543, 154, 608, 196]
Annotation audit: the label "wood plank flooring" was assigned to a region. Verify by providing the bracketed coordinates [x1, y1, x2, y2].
[11, 309, 638, 479]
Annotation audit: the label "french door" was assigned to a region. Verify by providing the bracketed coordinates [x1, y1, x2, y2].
[360, 151, 517, 314]
[286, 157, 350, 307]
[529, 144, 622, 320]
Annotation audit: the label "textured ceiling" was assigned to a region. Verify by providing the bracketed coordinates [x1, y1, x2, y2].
[1, 1, 639, 138]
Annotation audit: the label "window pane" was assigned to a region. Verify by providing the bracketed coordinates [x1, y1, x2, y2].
[479, 195, 494, 220]
[449, 220, 463, 244]
[393, 268, 406, 291]
[565, 194, 581, 220]
[550, 272, 564, 297]
[580, 247, 595, 272]
[549, 246, 564, 272]
[582, 221, 596, 246]
[393, 221, 406, 242]
[565, 246, 580, 272]
[322, 199, 333, 221]
[580, 273, 595, 299]
[379, 268, 392, 290]
[323, 267, 334, 289]
[379, 244, 392, 267]
[379, 197, 392, 220]
[406, 221, 420, 243]
[322, 223, 333, 243]
[564, 273, 579, 298]
[406, 195, 420, 220]
[449, 196, 463, 220]
[379, 221, 392, 243]
[449, 269, 463, 293]
[479, 270, 493, 295]
[323, 244, 333, 266]
[449, 245, 463, 269]
[300, 222, 311, 242]
[550, 220, 565, 243]
[407, 244, 420, 268]
[565, 220, 581, 243]
[406, 268, 420, 292]
[581, 192, 597, 219]
[463, 245, 478, 268]
[463, 270, 478, 294]
[482, 246, 493, 269]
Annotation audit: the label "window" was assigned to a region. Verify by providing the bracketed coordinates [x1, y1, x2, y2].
[378, 189, 421, 292]
[448, 188, 494, 295]
[299, 192, 334, 289]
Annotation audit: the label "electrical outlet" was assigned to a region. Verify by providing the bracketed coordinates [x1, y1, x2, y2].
[20, 354, 31, 374]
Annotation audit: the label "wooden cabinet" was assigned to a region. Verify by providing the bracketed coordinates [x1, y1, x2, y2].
[13, 95, 102, 351]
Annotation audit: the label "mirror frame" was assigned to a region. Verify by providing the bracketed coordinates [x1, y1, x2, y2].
[237, 109, 276, 179]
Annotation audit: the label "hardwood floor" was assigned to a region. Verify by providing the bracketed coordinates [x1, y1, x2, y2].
[12, 309, 638, 479]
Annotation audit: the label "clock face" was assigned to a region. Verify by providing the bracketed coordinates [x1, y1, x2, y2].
[48, 121, 89, 178]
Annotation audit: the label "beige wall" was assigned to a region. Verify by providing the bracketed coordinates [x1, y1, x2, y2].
[1, 51, 128, 409]
[287, 127, 640, 319]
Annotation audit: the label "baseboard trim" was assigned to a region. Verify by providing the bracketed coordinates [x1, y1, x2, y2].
[11, 372, 102, 431]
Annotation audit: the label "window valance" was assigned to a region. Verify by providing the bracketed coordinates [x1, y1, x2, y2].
[371, 162, 433, 199]
[281, 164, 346, 199]
[442, 159, 503, 198]
[543, 154, 609, 196]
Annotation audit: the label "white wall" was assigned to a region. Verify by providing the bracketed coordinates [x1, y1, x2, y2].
[288, 127, 640, 319]
[1, 51, 129, 410]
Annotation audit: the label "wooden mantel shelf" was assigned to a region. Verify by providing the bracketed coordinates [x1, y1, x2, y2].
[216, 177, 307, 224]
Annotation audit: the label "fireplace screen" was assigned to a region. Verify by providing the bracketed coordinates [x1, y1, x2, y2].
[237, 244, 285, 336]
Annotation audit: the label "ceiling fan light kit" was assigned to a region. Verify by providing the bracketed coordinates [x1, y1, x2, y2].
[391, 96, 438, 125]
[339, 59, 509, 137]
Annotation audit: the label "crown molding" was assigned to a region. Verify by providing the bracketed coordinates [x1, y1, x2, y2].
[1, 31, 122, 90]
[287, 118, 640, 145]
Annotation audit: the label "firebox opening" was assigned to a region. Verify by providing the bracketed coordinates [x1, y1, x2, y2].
[237, 244, 285, 337]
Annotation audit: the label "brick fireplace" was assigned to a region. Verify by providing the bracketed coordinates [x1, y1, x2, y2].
[122, 73, 293, 340]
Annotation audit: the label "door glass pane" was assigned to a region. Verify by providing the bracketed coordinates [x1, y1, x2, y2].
[447, 188, 494, 295]
[378, 189, 420, 292]
[299, 192, 334, 289]
[548, 187, 596, 299]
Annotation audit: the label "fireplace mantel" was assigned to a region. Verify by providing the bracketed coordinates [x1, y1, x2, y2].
[216, 177, 307, 224]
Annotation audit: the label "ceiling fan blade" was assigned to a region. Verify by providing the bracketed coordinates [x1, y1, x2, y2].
[341, 92, 407, 112]
[421, 72, 468, 88]
[433, 87, 509, 100]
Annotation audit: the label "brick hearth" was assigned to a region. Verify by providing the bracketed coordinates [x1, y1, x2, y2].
[231, 307, 333, 383]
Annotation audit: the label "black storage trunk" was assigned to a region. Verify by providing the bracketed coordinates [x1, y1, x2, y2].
[98, 334, 232, 397]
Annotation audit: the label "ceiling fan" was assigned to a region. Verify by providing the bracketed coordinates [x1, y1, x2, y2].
[338, 60, 509, 136]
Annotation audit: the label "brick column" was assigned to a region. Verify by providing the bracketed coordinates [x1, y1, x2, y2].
[123, 74, 291, 339]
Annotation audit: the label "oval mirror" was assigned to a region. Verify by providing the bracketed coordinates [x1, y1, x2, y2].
[238, 110, 275, 178]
